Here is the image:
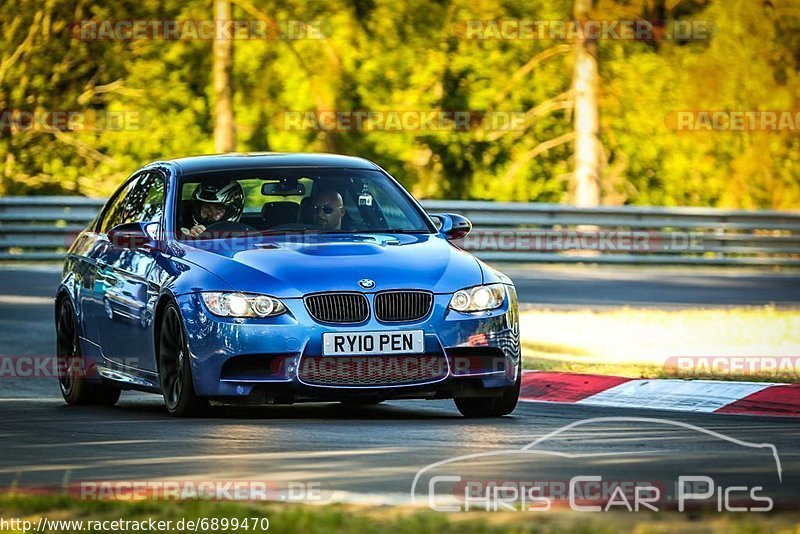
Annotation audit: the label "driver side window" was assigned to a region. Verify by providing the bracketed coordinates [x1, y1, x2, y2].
[98, 172, 165, 234]
[125, 172, 165, 225]
[98, 180, 135, 234]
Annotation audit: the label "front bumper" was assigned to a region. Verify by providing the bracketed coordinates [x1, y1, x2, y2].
[175, 286, 520, 401]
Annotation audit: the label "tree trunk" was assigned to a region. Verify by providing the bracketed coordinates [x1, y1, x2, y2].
[213, 0, 235, 152]
[571, 0, 601, 206]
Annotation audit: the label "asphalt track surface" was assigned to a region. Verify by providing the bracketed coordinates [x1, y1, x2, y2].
[1, 265, 799, 508]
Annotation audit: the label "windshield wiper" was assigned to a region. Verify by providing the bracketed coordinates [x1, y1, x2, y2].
[257, 229, 318, 236]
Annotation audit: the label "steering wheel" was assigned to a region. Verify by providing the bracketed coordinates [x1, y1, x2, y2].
[200, 220, 257, 238]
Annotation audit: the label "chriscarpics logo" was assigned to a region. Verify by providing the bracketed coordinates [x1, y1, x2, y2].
[411, 417, 782, 513]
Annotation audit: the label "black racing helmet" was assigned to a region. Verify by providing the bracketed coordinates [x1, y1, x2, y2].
[192, 181, 244, 226]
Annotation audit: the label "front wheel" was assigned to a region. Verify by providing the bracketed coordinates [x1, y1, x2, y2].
[158, 303, 208, 417]
[454, 371, 521, 418]
[56, 299, 120, 406]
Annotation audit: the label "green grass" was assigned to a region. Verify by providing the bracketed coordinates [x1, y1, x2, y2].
[1, 494, 798, 533]
[520, 306, 800, 382]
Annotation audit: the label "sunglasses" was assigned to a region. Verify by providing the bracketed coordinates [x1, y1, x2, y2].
[313, 204, 340, 215]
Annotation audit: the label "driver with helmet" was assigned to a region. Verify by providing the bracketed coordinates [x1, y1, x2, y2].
[181, 181, 244, 237]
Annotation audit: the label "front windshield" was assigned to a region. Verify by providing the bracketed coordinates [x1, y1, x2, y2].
[175, 167, 434, 240]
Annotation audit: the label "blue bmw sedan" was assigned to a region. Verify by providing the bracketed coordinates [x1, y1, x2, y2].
[56, 153, 521, 417]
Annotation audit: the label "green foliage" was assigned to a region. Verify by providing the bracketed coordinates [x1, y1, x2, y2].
[1, 0, 798, 207]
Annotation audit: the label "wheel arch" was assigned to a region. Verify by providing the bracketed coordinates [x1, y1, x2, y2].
[153, 290, 195, 374]
[153, 291, 178, 372]
[55, 286, 81, 336]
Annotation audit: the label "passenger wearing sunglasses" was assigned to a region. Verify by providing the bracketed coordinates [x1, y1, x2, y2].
[313, 188, 347, 231]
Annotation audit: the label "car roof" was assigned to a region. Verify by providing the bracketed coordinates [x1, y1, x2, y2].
[159, 152, 381, 175]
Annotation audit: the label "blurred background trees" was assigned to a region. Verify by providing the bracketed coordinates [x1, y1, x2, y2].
[0, 0, 798, 208]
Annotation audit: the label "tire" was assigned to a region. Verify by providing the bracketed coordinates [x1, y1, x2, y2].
[454, 369, 521, 418]
[56, 299, 120, 406]
[158, 303, 208, 417]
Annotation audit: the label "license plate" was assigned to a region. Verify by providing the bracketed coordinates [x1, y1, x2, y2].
[322, 330, 424, 356]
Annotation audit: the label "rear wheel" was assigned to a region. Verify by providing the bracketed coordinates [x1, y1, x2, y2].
[56, 299, 120, 406]
[454, 370, 521, 418]
[158, 303, 208, 417]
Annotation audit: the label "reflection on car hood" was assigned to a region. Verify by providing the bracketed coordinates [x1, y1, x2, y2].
[179, 233, 483, 297]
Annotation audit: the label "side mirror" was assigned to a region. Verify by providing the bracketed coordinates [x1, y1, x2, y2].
[107, 222, 159, 250]
[430, 213, 472, 240]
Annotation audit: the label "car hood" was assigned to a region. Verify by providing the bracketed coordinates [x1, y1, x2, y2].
[178, 233, 483, 298]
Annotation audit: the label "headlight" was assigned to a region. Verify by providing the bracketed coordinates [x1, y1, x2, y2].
[449, 284, 506, 312]
[201, 292, 286, 318]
